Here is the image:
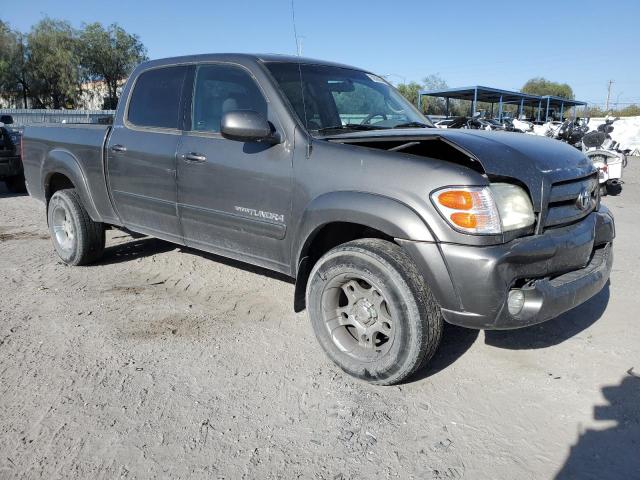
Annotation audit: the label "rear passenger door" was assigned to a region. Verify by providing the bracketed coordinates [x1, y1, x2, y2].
[176, 63, 292, 271]
[107, 65, 188, 243]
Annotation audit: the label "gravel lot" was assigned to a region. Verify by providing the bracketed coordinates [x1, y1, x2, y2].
[1, 160, 639, 479]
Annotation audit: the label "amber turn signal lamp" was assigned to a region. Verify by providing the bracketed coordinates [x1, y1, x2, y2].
[450, 212, 479, 229]
[438, 190, 473, 210]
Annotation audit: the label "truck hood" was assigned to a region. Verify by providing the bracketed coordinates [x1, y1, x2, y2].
[326, 128, 596, 208]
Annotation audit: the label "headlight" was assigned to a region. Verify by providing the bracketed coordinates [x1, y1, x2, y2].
[431, 183, 534, 235]
[490, 183, 535, 231]
[431, 186, 501, 234]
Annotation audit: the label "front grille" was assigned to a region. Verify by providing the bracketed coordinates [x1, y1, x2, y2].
[544, 174, 599, 228]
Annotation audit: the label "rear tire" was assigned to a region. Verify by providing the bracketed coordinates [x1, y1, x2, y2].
[5, 175, 26, 193]
[47, 189, 105, 266]
[605, 181, 622, 196]
[306, 238, 443, 385]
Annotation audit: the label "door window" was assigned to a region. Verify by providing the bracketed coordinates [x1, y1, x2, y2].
[191, 64, 267, 133]
[127, 66, 187, 129]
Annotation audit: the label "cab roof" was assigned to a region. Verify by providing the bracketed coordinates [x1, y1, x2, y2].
[139, 53, 365, 72]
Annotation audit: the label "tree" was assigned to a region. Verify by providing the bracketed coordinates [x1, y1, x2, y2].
[521, 77, 574, 100]
[0, 20, 13, 96]
[396, 75, 451, 115]
[79, 23, 148, 109]
[0, 21, 30, 108]
[27, 18, 82, 108]
[396, 81, 423, 108]
[422, 73, 447, 92]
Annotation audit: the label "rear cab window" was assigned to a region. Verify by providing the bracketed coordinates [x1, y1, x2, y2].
[127, 66, 188, 129]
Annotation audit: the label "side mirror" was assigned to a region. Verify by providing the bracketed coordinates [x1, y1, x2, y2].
[0, 115, 14, 125]
[220, 111, 281, 144]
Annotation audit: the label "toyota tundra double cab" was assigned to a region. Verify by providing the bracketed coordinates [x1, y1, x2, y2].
[22, 54, 614, 384]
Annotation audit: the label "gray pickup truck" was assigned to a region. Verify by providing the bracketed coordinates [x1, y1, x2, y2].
[23, 54, 614, 384]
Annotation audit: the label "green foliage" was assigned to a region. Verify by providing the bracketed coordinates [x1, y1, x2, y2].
[79, 23, 148, 109]
[419, 74, 449, 115]
[396, 74, 475, 116]
[422, 74, 447, 92]
[0, 18, 147, 109]
[396, 82, 422, 107]
[396, 75, 451, 115]
[521, 77, 574, 99]
[619, 104, 640, 116]
[0, 20, 12, 93]
[586, 104, 640, 118]
[0, 21, 30, 108]
[26, 18, 81, 108]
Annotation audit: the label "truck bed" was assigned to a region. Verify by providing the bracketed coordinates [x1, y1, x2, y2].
[22, 124, 118, 223]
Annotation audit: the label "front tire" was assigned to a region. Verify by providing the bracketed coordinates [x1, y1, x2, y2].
[306, 239, 443, 385]
[47, 189, 105, 266]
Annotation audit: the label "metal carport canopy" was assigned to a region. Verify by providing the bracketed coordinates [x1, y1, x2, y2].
[418, 86, 540, 104]
[540, 95, 587, 110]
[417, 86, 586, 121]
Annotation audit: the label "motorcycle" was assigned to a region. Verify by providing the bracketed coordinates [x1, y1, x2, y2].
[582, 117, 627, 195]
[512, 117, 535, 134]
[555, 119, 590, 149]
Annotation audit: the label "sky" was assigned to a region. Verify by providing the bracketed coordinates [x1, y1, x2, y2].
[3, 0, 639, 106]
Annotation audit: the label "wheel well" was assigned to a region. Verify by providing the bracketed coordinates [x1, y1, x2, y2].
[45, 173, 74, 203]
[293, 222, 394, 312]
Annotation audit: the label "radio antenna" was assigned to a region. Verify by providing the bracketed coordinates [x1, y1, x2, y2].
[290, 0, 311, 156]
[291, 1, 302, 57]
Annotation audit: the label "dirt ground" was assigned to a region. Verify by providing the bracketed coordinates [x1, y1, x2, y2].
[1, 161, 639, 480]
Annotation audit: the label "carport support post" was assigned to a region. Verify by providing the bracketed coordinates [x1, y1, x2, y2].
[560, 101, 564, 120]
[446, 97, 450, 117]
[537, 99, 542, 122]
[519, 98, 524, 119]
[472, 87, 478, 117]
[498, 95, 503, 121]
[545, 97, 550, 122]
[417, 93, 422, 111]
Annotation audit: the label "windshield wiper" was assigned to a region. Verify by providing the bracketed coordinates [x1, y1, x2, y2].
[392, 121, 432, 129]
[316, 123, 387, 134]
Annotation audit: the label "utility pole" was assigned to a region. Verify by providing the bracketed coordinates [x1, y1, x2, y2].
[605, 80, 614, 111]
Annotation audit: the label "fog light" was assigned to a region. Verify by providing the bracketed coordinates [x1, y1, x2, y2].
[508, 290, 525, 316]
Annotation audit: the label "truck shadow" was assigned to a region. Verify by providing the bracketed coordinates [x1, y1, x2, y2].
[406, 323, 480, 383]
[178, 245, 295, 284]
[98, 237, 176, 265]
[408, 282, 610, 383]
[484, 282, 610, 350]
[554, 372, 640, 479]
[97, 235, 294, 284]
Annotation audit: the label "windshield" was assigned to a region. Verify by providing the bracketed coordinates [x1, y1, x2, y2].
[265, 62, 433, 135]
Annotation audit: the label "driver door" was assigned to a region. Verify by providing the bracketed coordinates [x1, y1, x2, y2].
[176, 63, 292, 271]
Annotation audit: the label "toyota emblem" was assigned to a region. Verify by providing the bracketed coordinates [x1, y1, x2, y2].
[576, 188, 591, 210]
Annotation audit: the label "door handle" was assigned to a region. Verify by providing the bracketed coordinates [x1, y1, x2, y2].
[182, 152, 207, 163]
[110, 144, 127, 153]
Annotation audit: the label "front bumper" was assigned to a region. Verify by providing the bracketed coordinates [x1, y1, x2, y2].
[0, 155, 22, 179]
[401, 207, 614, 330]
